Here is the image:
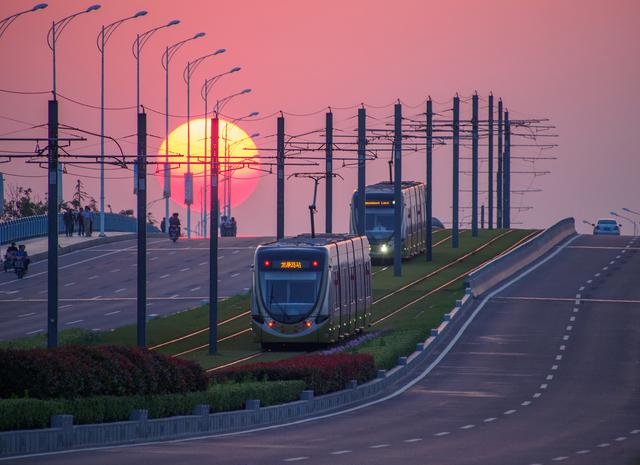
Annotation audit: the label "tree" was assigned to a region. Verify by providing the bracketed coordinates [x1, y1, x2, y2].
[71, 179, 98, 212]
[1, 185, 47, 221]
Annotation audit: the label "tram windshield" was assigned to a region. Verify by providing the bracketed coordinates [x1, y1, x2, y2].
[257, 250, 324, 324]
[366, 208, 394, 241]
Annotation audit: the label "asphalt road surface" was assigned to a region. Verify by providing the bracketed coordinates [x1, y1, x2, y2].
[6, 234, 640, 464]
[0, 236, 271, 340]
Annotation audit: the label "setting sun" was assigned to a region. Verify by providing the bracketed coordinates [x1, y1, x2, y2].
[155, 118, 260, 213]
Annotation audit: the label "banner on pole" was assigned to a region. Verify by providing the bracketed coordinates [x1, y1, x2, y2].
[163, 163, 171, 198]
[184, 172, 193, 205]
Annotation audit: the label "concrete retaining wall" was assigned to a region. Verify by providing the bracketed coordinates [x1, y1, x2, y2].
[464, 218, 576, 297]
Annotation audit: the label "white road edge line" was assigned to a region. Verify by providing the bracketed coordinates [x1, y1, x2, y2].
[0, 234, 580, 461]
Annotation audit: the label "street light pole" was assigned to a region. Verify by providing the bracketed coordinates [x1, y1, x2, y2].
[0, 3, 48, 41]
[160, 32, 206, 237]
[612, 211, 637, 236]
[97, 10, 147, 237]
[224, 111, 258, 221]
[183, 49, 225, 239]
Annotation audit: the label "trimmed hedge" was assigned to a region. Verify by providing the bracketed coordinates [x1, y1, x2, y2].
[212, 353, 376, 395]
[354, 329, 424, 370]
[0, 345, 207, 399]
[0, 380, 305, 432]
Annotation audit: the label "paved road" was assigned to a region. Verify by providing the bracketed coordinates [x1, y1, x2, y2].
[11, 233, 639, 465]
[0, 236, 271, 340]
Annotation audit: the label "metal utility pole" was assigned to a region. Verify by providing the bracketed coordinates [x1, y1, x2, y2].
[393, 102, 402, 277]
[497, 99, 503, 228]
[487, 94, 494, 230]
[504, 110, 511, 228]
[276, 115, 285, 240]
[325, 111, 333, 233]
[452, 95, 460, 248]
[426, 97, 433, 261]
[471, 93, 479, 237]
[136, 111, 147, 348]
[47, 99, 59, 349]
[209, 116, 219, 354]
[357, 107, 366, 236]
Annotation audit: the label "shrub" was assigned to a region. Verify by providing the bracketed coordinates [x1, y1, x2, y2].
[0, 380, 305, 431]
[354, 330, 423, 370]
[212, 353, 376, 395]
[0, 345, 207, 399]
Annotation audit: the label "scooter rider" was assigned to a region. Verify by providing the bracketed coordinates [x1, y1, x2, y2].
[168, 213, 181, 237]
[15, 244, 30, 271]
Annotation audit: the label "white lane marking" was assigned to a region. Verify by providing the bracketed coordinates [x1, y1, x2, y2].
[566, 325, 573, 331]
[59, 304, 72, 310]
[602, 266, 608, 271]
[521, 401, 531, 406]
[403, 438, 422, 443]
[88, 275, 99, 280]
[64, 282, 76, 287]
[551, 365, 559, 370]
[569, 316, 576, 322]
[190, 286, 201, 292]
[504, 409, 516, 415]
[609, 260, 615, 265]
[370, 444, 389, 449]
[38, 289, 47, 295]
[574, 300, 580, 305]
[575, 450, 591, 454]
[575, 293, 581, 299]
[114, 288, 126, 294]
[615, 436, 627, 441]
[563, 335, 570, 341]
[160, 274, 170, 279]
[616, 255, 621, 259]
[533, 393, 542, 398]
[283, 457, 308, 462]
[0, 235, 578, 461]
[199, 261, 207, 266]
[232, 250, 240, 254]
[434, 431, 450, 437]
[559, 345, 566, 351]
[1, 290, 19, 295]
[630, 429, 640, 434]
[65, 319, 83, 325]
[26, 329, 43, 335]
[460, 424, 475, 429]
[18, 312, 35, 318]
[573, 307, 579, 313]
[555, 355, 563, 361]
[330, 450, 352, 455]
[595, 272, 601, 277]
[231, 272, 241, 278]
[150, 256, 158, 261]
[622, 250, 627, 253]
[218, 256, 224, 260]
[170, 294, 179, 299]
[483, 417, 497, 423]
[546, 375, 554, 380]
[540, 384, 548, 390]
[110, 268, 120, 273]
[552, 457, 569, 462]
[579, 286, 585, 291]
[180, 268, 190, 272]
[168, 251, 176, 255]
[596, 443, 610, 448]
[104, 311, 120, 316]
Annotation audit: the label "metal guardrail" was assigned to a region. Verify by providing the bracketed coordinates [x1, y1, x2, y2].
[0, 213, 159, 245]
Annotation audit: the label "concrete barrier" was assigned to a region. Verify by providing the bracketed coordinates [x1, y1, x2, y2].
[464, 218, 576, 297]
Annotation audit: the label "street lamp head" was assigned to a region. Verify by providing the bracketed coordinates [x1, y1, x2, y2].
[167, 19, 180, 26]
[622, 207, 631, 212]
[193, 32, 206, 39]
[32, 3, 48, 11]
[215, 48, 226, 54]
[230, 66, 241, 73]
[251, 132, 260, 138]
[134, 10, 148, 18]
[241, 88, 251, 94]
[610, 211, 618, 216]
[248, 111, 259, 117]
[86, 4, 101, 12]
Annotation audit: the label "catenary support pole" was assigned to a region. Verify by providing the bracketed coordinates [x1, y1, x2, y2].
[276, 116, 285, 240]
[488, 94, 494, 230]
[357, 107, 366, 236]
[47, 100, 59, 349]
[393, 102, 402, 277]
[504, 110, 511, 228]
[471, 93, 479, 237]
[209, 116, 219, 354]
[452, 95, 460, 248]
[325, 111, 333, 233]
[497, 99, 503, 228]
[136, 111, 147, 348]
[426, 97, 433, 261]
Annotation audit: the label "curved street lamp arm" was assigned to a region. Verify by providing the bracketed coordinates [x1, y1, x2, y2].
[183, 49, 225, 84]
[48, 5, 101, 50]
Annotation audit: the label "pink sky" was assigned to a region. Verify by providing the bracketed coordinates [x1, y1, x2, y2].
[1, 0, 639, 235]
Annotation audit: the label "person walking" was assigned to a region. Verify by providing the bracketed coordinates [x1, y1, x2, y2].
[83, 206, 93, 237]
[63, 209, 73, 237]
[76, 207, 85, 236]
[160, 217, 166, 233]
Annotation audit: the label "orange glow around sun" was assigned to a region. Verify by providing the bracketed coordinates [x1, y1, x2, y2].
[155, 118, 259, 213]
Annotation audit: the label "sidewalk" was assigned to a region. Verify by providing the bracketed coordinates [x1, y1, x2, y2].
[5, 232, 133, 261]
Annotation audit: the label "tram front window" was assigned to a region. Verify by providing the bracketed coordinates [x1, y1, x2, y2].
[366, 209, 394, 241]
[260, 271, 321, 323]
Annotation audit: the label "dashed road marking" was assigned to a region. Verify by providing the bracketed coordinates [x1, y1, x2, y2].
[88, 275, 99, 280]
[150, 256, 158, 261]
[18, 312, 35, 318]
[330, 450, 352, 455]
[586, 279, 592, 284]
[602, 266, 608, 271]
[460, 424, 475, 429]
[579, 286, 585, 291]
[504, 409, 516, 415]
[575, 450, 591, 454]
[64, 282, 76, 287]
[595, 272, 601, 277]
[190, 286, 201, 292]
[573, 308, 579, 313]
[575, 293, 581, 299]
[615, 436, 627, 442]
[596, 443, 610, 448]
[370, 444, 389, 449]
[551, 365, 559, 370]
[180, 268, 190, 272]
[546, 374, 554, 380]
[160, 274, 170, 279]
[114, 288, 126, 294]
[483, 417, 497, 423]
[533, 392, 542, 398]
[59, 304, 72, 310]
[555, 355, 563, 361]
[616, 255, 621, 259]
[231, 272, 241, 278]
[26, 329, 43, 335]
[521, 401, 531, 406]
[65, 319, 83, 325]
[403, 438, 422, 443]
[434, 431, 450, 437]
[232, 250, 240, 254]
[559, 345, 566, 351]
[569, 316, 576, 322]
[540, 384, 548, 390]
[199, 262, 207, 266]
[630, 429, 640, 434]
[609, 260, 615, 265]
[283, 457, 309, 462]
[552, 457, 569, 462]
[566, 325, 573, 331]
[105, 311, 120, 316]
[563, 335, 570, 341]
[110, 268, 120, 273]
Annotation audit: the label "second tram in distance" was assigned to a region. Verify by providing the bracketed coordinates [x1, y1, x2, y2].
[251, 234, 372, 347]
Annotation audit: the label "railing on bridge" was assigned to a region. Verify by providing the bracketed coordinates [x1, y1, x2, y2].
[0, 213, 160, 245]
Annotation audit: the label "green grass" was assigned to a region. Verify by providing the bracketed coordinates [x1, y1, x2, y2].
[2, 229, 535, 373]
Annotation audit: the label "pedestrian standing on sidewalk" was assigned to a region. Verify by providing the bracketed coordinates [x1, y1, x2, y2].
[160, 217, 166, 233]
[83, 206, 93, 237]
[77, 206, 85, 236]
[63, 209, 73, 237]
